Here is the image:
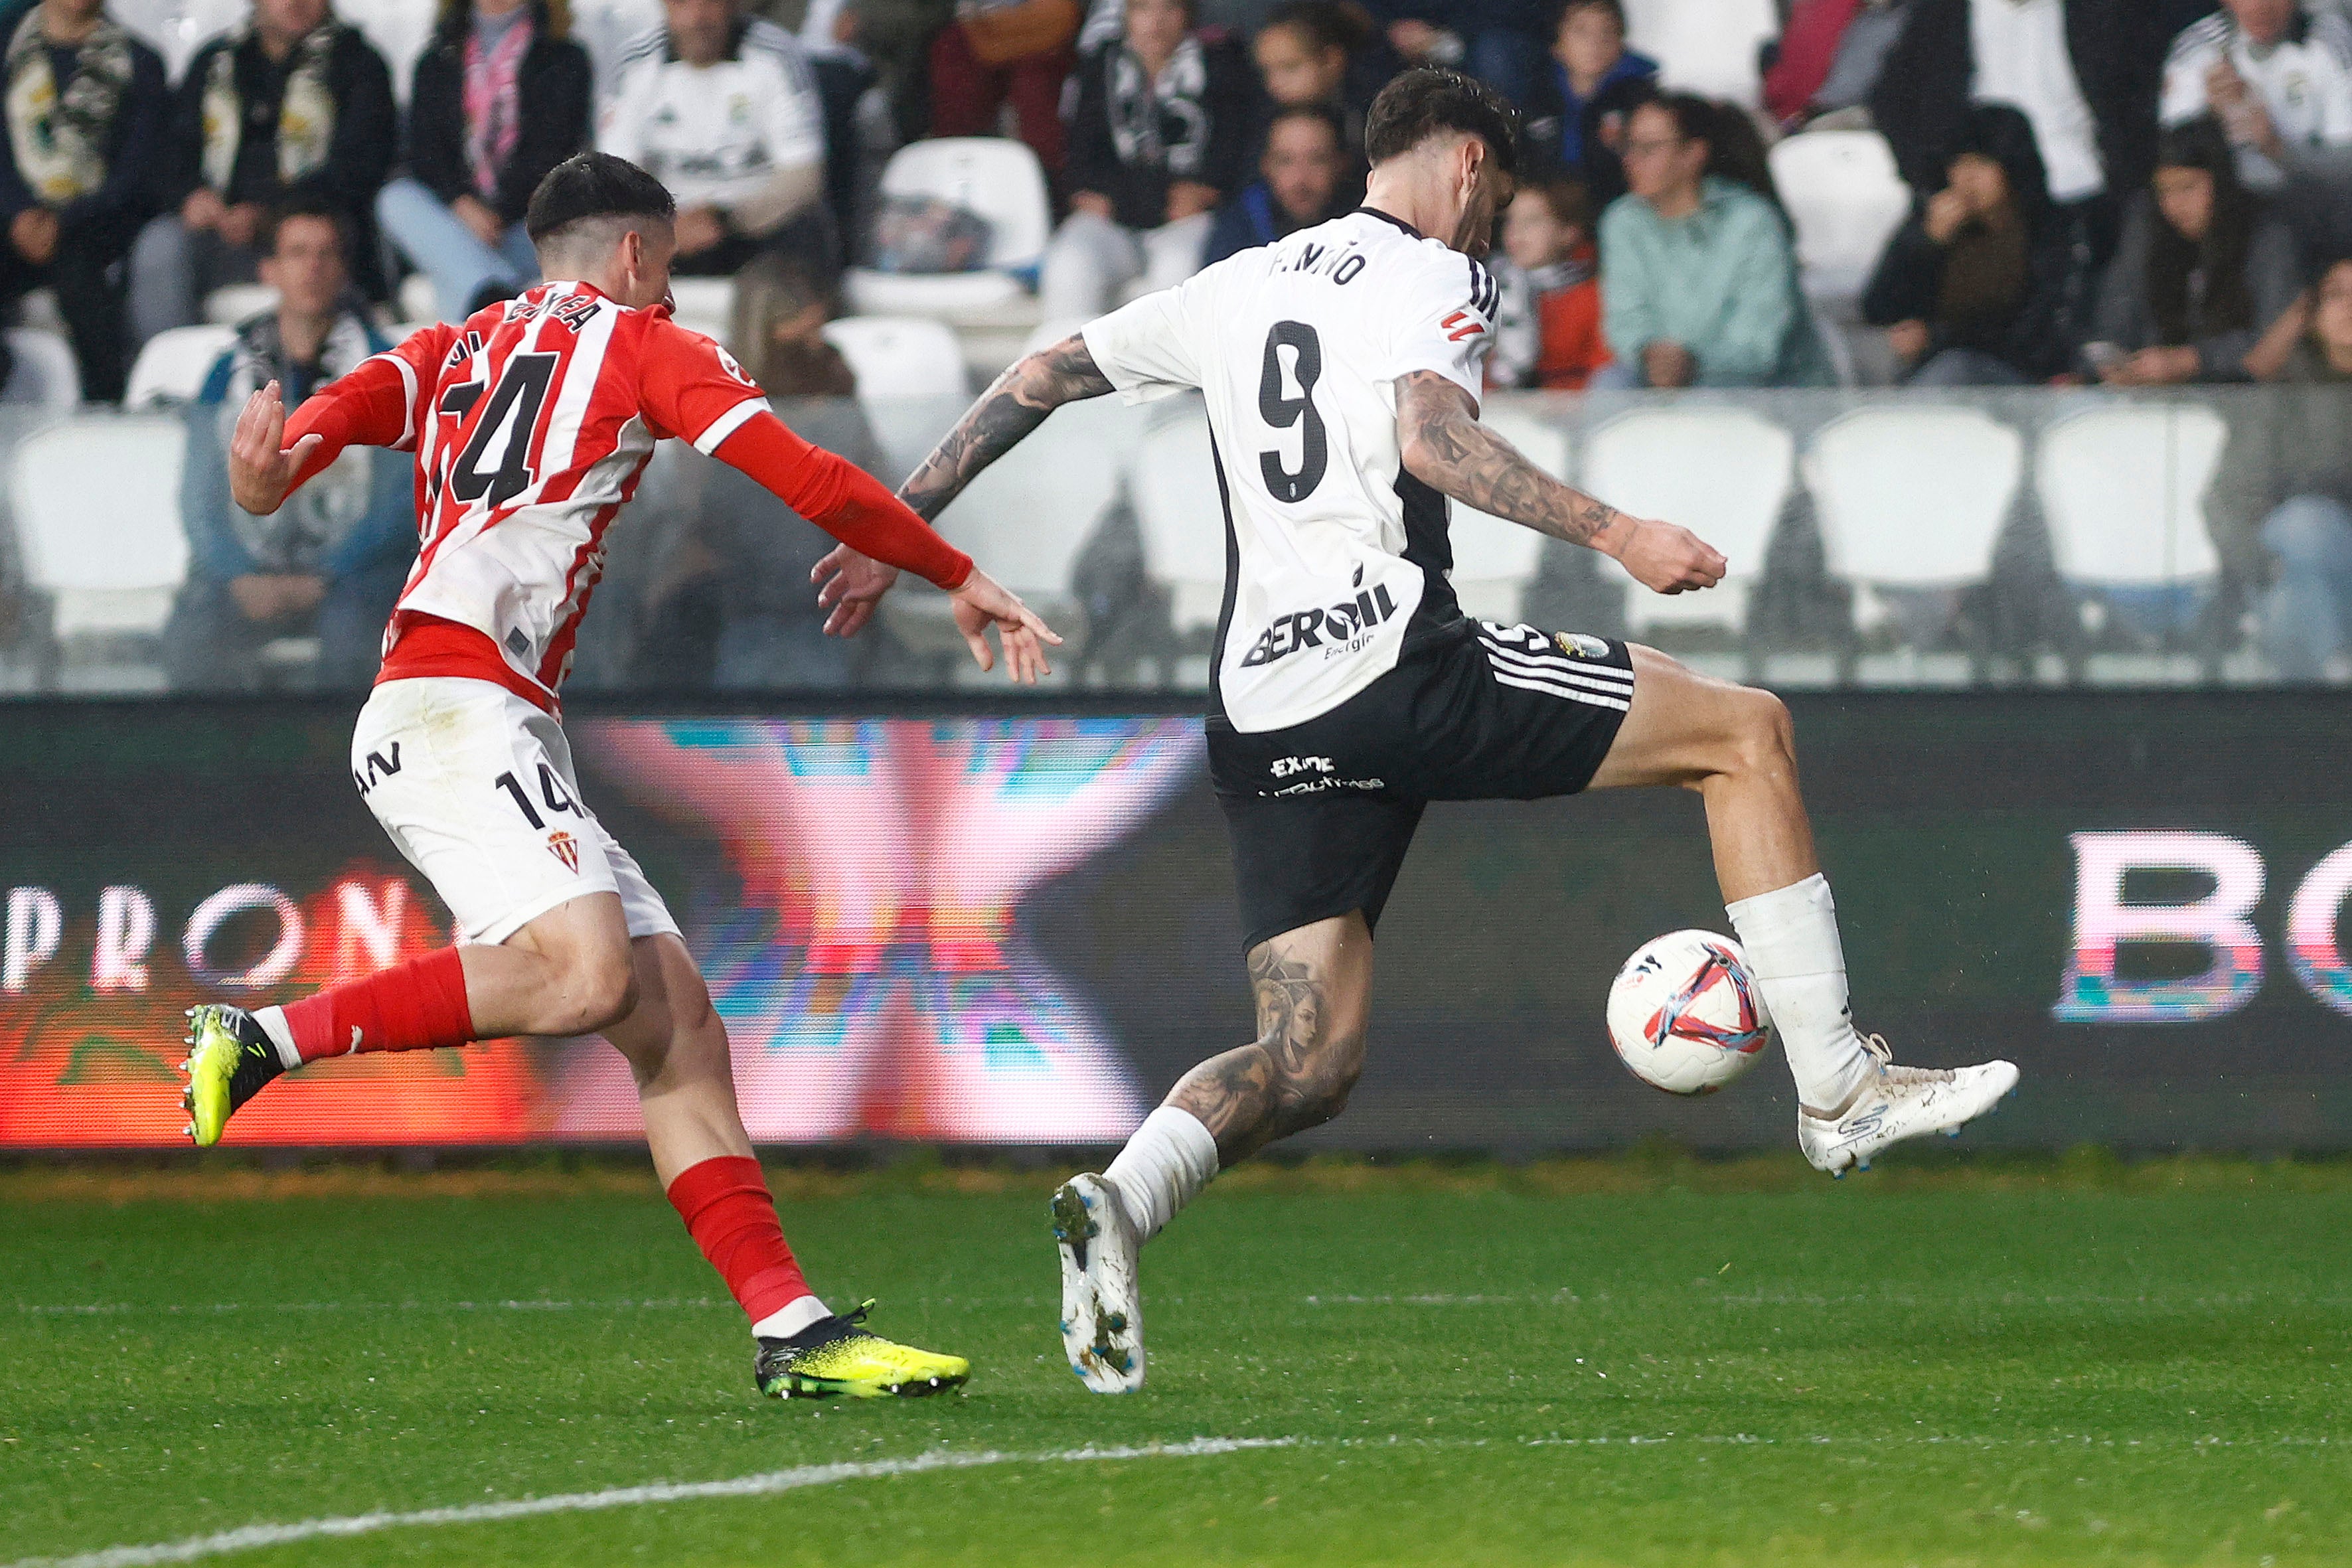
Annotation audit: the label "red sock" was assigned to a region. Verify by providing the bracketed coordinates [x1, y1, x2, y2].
[666, 1155, 814, 1327]
[277, 947, 476, 1062]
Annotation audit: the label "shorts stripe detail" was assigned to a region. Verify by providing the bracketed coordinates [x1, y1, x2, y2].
[1474, 628, 1632, 675]
[1478, 642, 1636, 696]
[1488, 668, 1632, 711]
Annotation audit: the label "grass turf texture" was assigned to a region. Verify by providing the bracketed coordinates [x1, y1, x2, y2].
[6, 1158, 2352, 1567]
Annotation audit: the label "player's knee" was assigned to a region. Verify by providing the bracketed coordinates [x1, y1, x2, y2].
[1279, 1039, 1366, 1129]
[1727, 687, 1796, 777]
[558, 948, 639, 1036]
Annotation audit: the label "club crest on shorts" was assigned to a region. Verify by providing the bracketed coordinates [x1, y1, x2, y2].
[1555, 632, 1610, 660]
[546, 830, 580, 874]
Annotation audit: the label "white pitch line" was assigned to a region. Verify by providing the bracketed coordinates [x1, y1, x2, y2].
[3, 1438, 1294, 1568]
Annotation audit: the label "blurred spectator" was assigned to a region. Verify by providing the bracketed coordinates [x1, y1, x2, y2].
[1375, 3, 1547, 107]
[0, 0, 167, 403]
[926, 0, 1080, 177]
[130, 0, 398, 348]
[1764, 0, 1862, 127]
[1522, 0, 1656, 208]
[1806, 0, 1912, 123]
[762, 0, 943, 147]
[2088, 116, 2298, 383]
[163, 204, 410, 692]
[377, 0, 591, 323]
[601, 0, 831, 277]
[1487, 172, 1611, 389]
[1871, 0, 2165, 266]
[1204, 100, 1352, 262]
[2210, 254, 2352, 679]
[728, 248, 854, 392]
[1042, 0, 1247, 319]
[1863, 104, 2077, 384]
[2161, 0, 2352, 195]
[1596, 94, 1834, 388]
[1247, 0, 1373, 160]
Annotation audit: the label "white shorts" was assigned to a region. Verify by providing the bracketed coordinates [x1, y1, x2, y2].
[351, 677, 680, 947]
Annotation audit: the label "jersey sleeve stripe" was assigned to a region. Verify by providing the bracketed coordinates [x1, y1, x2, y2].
[373, 349, 420, 451]
[692, 396, 769, 455]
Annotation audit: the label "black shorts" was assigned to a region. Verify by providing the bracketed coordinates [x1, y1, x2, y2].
[1210, 619, 1635, 952]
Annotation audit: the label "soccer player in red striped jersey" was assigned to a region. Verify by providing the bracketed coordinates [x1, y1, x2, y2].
[175, 153, 1051, 1400]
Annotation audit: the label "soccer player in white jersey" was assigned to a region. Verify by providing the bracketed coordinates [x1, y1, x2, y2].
[814, 69, 2022, 1392]
[175, 153, 1060, 1400]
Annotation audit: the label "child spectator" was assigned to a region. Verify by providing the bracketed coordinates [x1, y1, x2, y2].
[1487, 173, 1611, 390]
[927, 0, 1081, 177]
[2089, 115, 2300, 383]
[1248, 0, 1371, 160]
[1862, 104, 2077, 384]
[1523, 0, 1656, 207]
[1204, 101, 1354, 262]
[130, 0, 398, 347]
[2209, 254, 2352, 680]
[1597, 94, 1834, 388]
[0, 0, 168, 403]
[163, 204, 411, 692]
[1042, 0, 1249, 318]
[377, 0, 593, 322]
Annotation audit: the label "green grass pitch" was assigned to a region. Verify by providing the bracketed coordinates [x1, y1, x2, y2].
[6, 1158, 2352, 1567]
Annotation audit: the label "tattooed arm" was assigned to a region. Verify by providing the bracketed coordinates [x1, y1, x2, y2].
[811, 336, 1116, 635]
[1394, 370, 1729, 595]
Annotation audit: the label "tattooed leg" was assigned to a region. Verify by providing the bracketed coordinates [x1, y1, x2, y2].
[1169, 913, 1376, 1166]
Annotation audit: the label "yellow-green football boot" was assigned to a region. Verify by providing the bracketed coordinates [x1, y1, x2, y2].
[754, 1301, 969, 1399]
[180, 1004, 286, 1146]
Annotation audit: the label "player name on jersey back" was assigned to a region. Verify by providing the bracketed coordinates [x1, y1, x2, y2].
[1083, 209, 1497, 734]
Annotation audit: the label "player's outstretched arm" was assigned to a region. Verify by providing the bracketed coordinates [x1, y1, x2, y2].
[226, 380, 325, 516]
[1395, 370, 1727, 595]
[811, 336, 1115, 635]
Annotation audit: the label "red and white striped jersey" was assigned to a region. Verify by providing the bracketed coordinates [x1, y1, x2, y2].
[368, 281, 769, 705]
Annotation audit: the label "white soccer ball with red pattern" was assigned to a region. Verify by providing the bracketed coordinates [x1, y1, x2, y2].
[1607, 930, 1774, 1095]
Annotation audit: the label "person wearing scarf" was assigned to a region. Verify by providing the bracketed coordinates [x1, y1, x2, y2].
[163, 201, 412, 692]
[0, 0, 166, 402]
[128, 0, 396, 349]
[377, 0, 590, 321]
[1043, 0, 1249, 319]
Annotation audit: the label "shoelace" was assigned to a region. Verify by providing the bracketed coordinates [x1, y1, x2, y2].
[1861, 1032, 1956, 1087]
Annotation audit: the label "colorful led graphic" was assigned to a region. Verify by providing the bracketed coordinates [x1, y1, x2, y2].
[2053, 831, 2266, 1023]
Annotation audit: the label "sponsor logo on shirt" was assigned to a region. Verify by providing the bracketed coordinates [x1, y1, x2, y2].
[1238, 568, 1399, 669]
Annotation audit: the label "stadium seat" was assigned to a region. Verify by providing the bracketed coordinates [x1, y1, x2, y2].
[1133, 399, 1227, 640]
[203, 283, 277, 325]
[1581, 405, 1794, 636]
[822, 316, 970, 400]
[1449, 407, 1564, 625]
[843, 139, 1053, 325]
[1624, 0, 1778, 108]
[125, 324, 236, 409]
[10, 416, 189, 687]
[339, 0, 437, 102]
[118, 0, 245, 80]
[1771, 130, 1913, 305]
[1806, 407, 2021, 588]
[1, 330, 80, 410]
[2035, 404, 2227, 588]
[665, 277, 736, 347]
[572, 0, 663, 98]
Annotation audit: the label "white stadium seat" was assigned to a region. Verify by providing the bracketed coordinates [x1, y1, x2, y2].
[339, 0, 437, 102]
[125, 325, 237, 409]
[2, 330, 80, 410]
[118, 0, 246, 80]
[1582, 405, 1794, 634]
[844, 139, 1054, 323]
[665, 277, 736, 347]
[2035, 404, 2227, 588]
[1804, 406, 2023, 589]
[1133, 400, 1227, 638]
[1772, 130, 1914, 305]
[574, 0, 664, 100]
[1449, 407, 1564, 625]
[11, 417, 189, 666]
[203, 283, 278, 325]
[822, 316, 971, 400]
[1624, 0, 1778, 108]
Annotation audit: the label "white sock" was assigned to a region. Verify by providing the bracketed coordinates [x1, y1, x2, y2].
[251, 1006, 302, 1072]
[1725, 873, 1871, 1113]
[1102, 1107, 1219, 1242]
[751, 1294, 831, 1340]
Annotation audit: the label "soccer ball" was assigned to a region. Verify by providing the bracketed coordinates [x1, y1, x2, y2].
[1607, 930, 1774, 1095]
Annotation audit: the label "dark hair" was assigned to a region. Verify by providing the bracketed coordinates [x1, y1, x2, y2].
[1265, 100, 1346, 149]
[525, 151, 676, 245]
[1946, 102, 2049, 232]
[1634, 92, 1785, 221]
[2149, 115, 2257, 345]
[1550, 0, 1626, 35]
[434, 0, 569, 40]
[1259, 0, 1366, 55]
[264, 198, 349, 258]
[1520, 173, 1594, 231]
[1364, 66, 1520, 179]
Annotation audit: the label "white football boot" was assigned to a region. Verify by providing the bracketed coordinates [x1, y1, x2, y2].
[1798, 1035, 2020, 1176]
[1051, 1173, 1146, 1393]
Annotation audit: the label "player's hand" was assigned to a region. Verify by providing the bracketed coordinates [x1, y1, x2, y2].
[1612, 516, 1727, 595]
[227, 380, 321, 516]
[949, 567, 1063, 684]
[811, 543, 901, 637]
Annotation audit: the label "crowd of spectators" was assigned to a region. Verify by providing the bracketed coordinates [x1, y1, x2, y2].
[6, 0, 2352, 685]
